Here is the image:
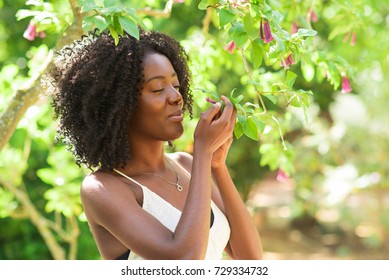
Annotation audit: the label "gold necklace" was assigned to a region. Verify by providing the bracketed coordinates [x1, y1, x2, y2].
[113, 158, 183, 192]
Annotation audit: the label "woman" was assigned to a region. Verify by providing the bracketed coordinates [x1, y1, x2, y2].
[48, 29, 262, 260]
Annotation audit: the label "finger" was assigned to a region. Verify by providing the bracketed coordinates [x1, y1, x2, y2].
[218, 96, 234, 121]
[220, 96, 237, 127]
[200, 102, 222, 123]
[230, 107, 237, 125]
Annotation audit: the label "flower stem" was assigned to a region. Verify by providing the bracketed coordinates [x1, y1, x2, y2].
[240, 48, 267, 112]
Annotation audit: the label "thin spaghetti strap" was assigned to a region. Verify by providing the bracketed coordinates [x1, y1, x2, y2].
[113, 168, 144, 188]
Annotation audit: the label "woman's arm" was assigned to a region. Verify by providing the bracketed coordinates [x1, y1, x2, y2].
[81, 98, 236, 260]
[209, 105, 263, 259]
[212, 162, 263, 260]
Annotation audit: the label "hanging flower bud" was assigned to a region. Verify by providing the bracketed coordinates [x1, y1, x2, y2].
[260, 19, 265, 40]
[281, 53, 296, 69]
[224, 40, 237, 54]
[350, 31, 357, 46]
[343, 32, 350, 43]
[341, 76, 352, 93]
[260, 19, 274, 43]
[276, 168, 289, 182]
[308, 8, 318, 23]
[23, 20, 45, 41]
[291, 22, 299, 34]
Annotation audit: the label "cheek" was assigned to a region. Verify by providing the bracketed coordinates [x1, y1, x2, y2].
[138, 96, 165, 115]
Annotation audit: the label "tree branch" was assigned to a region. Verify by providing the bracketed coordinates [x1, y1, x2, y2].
[0, 50, 53, 152]
[136, 0, 174, 18]
[0, 0, 85, 153]
[1, 179, 66, 259]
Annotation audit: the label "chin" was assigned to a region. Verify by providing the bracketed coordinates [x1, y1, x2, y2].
[171, 128, 184, 140]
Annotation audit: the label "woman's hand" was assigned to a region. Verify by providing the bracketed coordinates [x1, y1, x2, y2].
[211, 136, 233, 169]
[194, 96, 236, 155]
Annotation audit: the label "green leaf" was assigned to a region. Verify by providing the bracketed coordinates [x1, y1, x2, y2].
[26, 0, 43, 6]
[219, 9, 235, 27]
[126, 8, 148, 30]
[243, 117, 259, 141]
[113, 15, 123, 36]
[80, 2, 99, 13]
[195, 87, 219, 100]
[108, 25, 119, 45]
[244, 102, 259, 108]
[243, 13, 258, 39]
[104, 0, 117, 7]
[264, 94, 277, 104]
[237, 113, 247, 123]
[232, 32, 248, 49]
[1, 64, 19, 80]
[82, 15, 95, 32]
[118, 15, 139, 39]
[297, 28, 317, 37]
[94, 15, 110, 31]
[328, 25, 346, 41]
[301, 62, 315, 82]
[286, 70, 297, 89]
[198, 0, 208, 10]
[230, 23, 248, 48]
[198, 0, 218, 10]
[250, 41, 263, 68]
[100, 6, 121, 15]
[234, 122, 244, 139]
[37, 168, 59, 185]
[327, 62, 341, 89]
[15, 9, 40, 21]
[0, 188, 18, 218]
[252, 116, 265, 133]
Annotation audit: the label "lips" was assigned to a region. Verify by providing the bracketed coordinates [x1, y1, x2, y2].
[168, 110, 183, 121]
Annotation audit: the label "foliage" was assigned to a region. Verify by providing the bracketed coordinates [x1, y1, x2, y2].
[1, 0, 389, 259]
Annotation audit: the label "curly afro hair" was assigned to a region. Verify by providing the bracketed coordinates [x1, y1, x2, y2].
[47, 29, 192, 170]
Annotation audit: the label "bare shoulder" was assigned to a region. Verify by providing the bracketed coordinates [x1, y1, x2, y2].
[81, 171, 110, 200]
[80, 171, 137, 215]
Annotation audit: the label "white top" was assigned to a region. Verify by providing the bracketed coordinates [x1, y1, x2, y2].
[114, 164, 231, 260]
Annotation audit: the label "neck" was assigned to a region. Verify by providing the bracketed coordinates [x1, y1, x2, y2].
[123, 139, 168, 173]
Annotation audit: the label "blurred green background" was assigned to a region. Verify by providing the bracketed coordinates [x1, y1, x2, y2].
[1, 0, 389, 259]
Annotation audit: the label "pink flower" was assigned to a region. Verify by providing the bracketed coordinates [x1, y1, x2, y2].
[350, 31, 356, 46]
[230, 0, 248, 8]
[281, 53, 296, 69]
[174, 0, 185, 3]
[308, 8, 318, 23]
[341, 76, 352, 93]
[224, 40, 237, 54]
[291, 22, 299, 34]
[260, 19, 274, 43]
[23, 20, 45, 41]
[276, 168, 288, 182]
[343, 32, 350, 43]
[260, 19, 264, 40]
[343, 31, 356, 46]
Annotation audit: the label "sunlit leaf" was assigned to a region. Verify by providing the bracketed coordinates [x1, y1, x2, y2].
[243, 117, 259, 141]
[118, 15, 139, 39]
[219, 9, 235, 27]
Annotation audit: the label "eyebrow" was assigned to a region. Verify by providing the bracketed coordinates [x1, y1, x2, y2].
[144, 72, 178, 84]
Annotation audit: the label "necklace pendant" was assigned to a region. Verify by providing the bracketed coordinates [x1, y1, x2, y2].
[176, 184, 183, 192]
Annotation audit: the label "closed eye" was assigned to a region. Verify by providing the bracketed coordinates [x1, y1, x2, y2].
[152, 89, 164, 93]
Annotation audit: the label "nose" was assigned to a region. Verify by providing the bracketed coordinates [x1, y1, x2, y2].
[168, 85, 183, 107]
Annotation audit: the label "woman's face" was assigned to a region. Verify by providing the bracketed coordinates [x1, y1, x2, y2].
[128, 52, 184, 142]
